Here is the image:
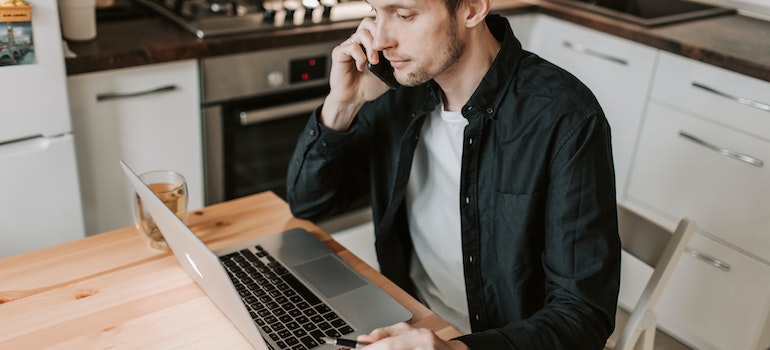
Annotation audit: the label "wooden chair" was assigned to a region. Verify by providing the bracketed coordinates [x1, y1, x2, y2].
[605, 204, 696, 350]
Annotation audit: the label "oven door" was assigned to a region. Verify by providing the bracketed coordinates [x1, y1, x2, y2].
[203, 85, 328, 205]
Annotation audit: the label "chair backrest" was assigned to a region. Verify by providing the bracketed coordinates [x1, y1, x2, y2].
[614, 204, 696, 350]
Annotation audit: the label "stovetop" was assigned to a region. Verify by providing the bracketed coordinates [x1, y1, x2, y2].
[547, 0, 736, 26]
[133, 0, 373, 38]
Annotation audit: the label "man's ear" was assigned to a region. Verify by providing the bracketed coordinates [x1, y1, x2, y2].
[463, 0, 491, 27]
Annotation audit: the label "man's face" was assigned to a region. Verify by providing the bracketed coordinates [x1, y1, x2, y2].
[368, 0, 466, 87]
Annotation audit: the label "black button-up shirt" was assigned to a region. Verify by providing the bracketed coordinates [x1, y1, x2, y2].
[287, 14, 620, 350]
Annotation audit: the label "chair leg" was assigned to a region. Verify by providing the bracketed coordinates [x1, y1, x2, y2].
[635, 321, 657, 350]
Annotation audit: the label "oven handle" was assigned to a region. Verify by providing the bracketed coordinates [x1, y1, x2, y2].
[239, 97, 326, 126]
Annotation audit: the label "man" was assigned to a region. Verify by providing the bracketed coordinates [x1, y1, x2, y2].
[286, 0, 621, 348]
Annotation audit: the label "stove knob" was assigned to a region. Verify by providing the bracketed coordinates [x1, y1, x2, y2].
[320, 0, 335, 19]
[267, 71, 285, 88]
[283, 0, 300, 23]
[303, 0, 318, 20]
[264, 8, 276, 22]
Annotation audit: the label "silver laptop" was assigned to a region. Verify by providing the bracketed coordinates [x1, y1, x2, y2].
[121, 161, 411, 350]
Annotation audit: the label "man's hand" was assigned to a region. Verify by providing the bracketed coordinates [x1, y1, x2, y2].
[357, 322, 470, 350]
[321, 17, 390, 132]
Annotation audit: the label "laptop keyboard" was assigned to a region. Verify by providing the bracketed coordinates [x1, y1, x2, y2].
[220, 246, 355, 350]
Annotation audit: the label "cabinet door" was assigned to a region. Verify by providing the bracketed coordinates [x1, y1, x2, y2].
[628, 103, 770, 263]
[655, 232, 770, 350]
[527, 15, 658, 199]
[651, 52, 770, 141]
[506, 14, 537, 49]
[68, 60, 203, 235]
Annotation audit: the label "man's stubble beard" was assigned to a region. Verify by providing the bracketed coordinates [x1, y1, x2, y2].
[402, 17, 465, 87]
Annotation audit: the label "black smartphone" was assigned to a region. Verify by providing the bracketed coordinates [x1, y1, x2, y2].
[367, 51, 399, 90]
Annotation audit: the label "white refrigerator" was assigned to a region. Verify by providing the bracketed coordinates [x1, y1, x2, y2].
[0, 0, 85, 258]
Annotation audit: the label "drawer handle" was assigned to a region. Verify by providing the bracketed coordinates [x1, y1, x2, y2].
[562, 41, 628, 66]
[96, 84, 178, 102]
[692, 82, 770, 112]
[685, 248, 731, 272]
[679, 131, 764, 168]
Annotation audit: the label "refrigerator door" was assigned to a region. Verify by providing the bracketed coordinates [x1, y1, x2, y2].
[0, 0, 70, 143]
[0, 134, 85, 258]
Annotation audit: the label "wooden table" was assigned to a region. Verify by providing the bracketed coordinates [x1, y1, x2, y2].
[0, 192, 460, 349]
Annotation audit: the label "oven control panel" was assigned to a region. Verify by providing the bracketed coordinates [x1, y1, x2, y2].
[289, 55, 327, 84]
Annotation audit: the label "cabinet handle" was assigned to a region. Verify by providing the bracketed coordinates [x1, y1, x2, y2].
[562, 41, 628, 66]
[685, 248, 731, 272]
[678, 131, 764, 167]
[692, 82, 770, 112]
[96, 84, 178, 102]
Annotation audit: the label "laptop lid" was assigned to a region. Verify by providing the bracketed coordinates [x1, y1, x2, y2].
[121, 160, 268, 349]
[121, 160, 412, 349]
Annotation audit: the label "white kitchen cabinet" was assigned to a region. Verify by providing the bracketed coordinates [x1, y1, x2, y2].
[525, 15, 658, 200]
[650, 52, 770, 142]
[506, 14, 537, 49]
[68, 60, 204, 235]
[656, 232, 770, 350]
[626, 51, 770, 350]
[629, 102, 770, 263]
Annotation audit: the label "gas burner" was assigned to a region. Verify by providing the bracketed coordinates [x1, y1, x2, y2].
[134, 0, 372, 38]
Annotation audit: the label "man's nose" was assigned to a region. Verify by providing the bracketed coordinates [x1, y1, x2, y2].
[371, 19, 394, 52]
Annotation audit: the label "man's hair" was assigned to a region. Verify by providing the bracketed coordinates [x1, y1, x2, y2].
[444, 0, 466, 12]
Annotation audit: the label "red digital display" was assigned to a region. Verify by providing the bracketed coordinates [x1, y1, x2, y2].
[290, 56, 327, 83]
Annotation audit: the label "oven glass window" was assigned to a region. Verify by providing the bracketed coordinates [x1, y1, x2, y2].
[223, 85, 328, 200]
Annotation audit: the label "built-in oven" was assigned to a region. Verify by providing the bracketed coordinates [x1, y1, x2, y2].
[201, 41, 370, 230]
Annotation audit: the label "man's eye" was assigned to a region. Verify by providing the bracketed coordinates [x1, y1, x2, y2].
[396, 13, 414, 20]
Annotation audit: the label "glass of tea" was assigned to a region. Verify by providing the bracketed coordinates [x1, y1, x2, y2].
[132, 170, 188, 250]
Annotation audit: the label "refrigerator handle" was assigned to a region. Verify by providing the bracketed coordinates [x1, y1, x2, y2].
[0, 134, 70, 157]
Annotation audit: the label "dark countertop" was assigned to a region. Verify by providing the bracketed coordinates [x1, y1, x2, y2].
[66, 0, 770, 83]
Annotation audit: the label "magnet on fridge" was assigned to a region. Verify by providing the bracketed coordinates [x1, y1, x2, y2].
[0, 0, 34, 66]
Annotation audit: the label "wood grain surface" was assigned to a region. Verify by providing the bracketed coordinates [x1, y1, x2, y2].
[0, 191, 460, 349]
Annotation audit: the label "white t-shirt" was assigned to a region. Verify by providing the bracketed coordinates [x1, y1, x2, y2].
[406, 104, 471, 334]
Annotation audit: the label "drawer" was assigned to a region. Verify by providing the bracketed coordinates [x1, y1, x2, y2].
[651, 51, 770, 141]
[655, 232, 770, 350]
[628, 102, 770, 262]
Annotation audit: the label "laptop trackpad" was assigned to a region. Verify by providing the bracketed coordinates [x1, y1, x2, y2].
[294, 255, 368, 298]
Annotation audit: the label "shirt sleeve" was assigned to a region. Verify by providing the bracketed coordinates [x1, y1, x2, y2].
[286, 105, 372, 221]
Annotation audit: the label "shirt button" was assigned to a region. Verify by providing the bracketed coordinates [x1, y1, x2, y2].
[468, 137, 473, 145]
[486, 107, 494, 114]
[320, 139, 328, 147]
[475, 314, 480, 321]
[469, 255, 474, 263]
[466, 105, 473, 111]
[309, 129, 316, 136]
[465, 196, 470, 204]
